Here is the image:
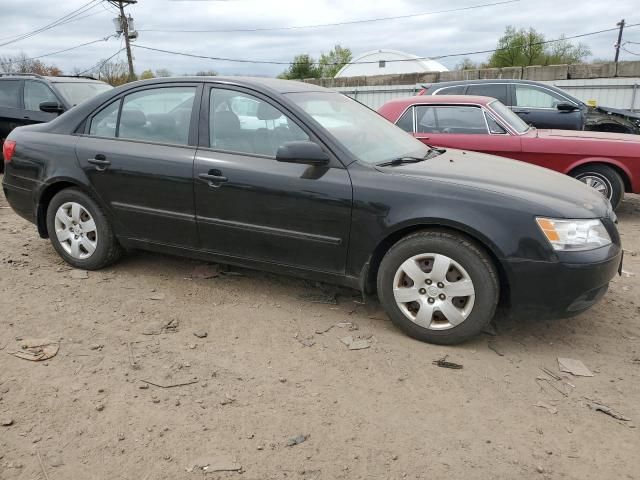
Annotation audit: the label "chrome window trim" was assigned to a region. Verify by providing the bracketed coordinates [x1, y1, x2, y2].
[483, 111, 509, 135]
[431, 81, 579, 108]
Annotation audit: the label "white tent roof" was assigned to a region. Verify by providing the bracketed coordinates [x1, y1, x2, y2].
[335, 49, 448, 78]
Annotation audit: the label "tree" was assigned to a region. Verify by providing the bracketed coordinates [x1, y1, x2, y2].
[318, 44, 352, 78]
[194, 70, 217, 76]
[155, 68, 172, 77]
[546, 35, 591, 65]
[95, 59, 131, 86]
[279, 54, 320, 80]
[139, 69, 155, 80]
[487, 26, 591, 67]
[455, 58, 480, 70]
[0, 52, 61, 75]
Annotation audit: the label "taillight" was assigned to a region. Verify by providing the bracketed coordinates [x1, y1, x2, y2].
[417, 89, 426, 96]
[3, 139, 16, 163]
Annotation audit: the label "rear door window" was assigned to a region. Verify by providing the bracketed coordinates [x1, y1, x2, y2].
[89, 100, 120, 138]
[24, 81, 58, 111]
[467, 84, 509, 105]
[416, 105, 488, 134]
[0, 80, 21, 109]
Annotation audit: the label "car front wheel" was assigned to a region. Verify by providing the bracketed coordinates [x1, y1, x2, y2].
[46, 188, 122, 270]
[571, 164, 624, 210]
[377, 230, 499, 345]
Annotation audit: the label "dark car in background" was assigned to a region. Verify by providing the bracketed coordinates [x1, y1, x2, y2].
[0, 73, 112, 171]
[2, 77, 622, 345]
[420, 79, 640, 135]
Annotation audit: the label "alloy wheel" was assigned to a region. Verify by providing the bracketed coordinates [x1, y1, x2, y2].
[392, 253, 475, 330]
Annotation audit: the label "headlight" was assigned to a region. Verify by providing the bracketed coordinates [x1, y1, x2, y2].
[536, 218, 612, 251]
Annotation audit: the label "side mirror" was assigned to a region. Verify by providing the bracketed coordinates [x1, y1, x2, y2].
[39, 101, 65, 114]
[557, 103, 578, 112]
[276, 141, 330, 166]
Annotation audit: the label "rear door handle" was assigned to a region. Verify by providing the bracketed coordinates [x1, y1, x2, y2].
[88, 154, 111, 171]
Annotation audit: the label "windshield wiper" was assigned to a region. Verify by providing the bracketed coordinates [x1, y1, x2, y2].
[376, 147, 446, 167]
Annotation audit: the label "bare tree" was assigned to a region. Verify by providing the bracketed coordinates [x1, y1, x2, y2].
[0, 52, 61, 75]
[94, 59, 131, 86]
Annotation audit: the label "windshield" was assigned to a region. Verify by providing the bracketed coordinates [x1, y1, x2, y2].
[285, 91, 429, 164]
[489, 100, 531, 134]
[54, 82, 113, 106]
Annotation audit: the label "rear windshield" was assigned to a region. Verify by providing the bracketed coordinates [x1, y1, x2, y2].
[54, 82, 113, 106]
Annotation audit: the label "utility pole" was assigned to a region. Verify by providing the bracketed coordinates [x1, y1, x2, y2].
[111, 0, 137, 80]
[614, 19, 625, 63]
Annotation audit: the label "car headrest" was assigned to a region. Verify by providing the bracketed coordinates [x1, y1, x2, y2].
[257, 102, 282, 121]
[120, 109, 147, 128]
[214, 110, 241, 137]
[147, 113, 176, 131]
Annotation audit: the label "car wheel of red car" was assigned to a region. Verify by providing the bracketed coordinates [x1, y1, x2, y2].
[571, 165, 624, 210]
[377, 230, 499, 345]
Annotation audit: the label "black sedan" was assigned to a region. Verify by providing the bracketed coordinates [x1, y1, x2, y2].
[1, 77, 622, 344]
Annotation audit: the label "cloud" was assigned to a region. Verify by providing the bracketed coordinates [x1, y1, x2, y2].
[0, 0, 636, 77]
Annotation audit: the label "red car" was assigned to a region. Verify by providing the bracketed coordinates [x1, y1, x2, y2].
[378, 95, 640, 209]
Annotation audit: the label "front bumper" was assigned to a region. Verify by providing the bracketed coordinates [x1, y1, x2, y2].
[504, 244, 622, 320]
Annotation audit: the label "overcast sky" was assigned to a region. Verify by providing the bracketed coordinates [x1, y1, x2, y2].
[1, 0, 638, 77]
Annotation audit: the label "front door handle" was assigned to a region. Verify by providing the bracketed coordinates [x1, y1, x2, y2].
[199, 170, 228, 187]
[88, 154, 111, 171]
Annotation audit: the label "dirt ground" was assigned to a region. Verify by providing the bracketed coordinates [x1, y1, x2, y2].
[0, 181, 639, 480]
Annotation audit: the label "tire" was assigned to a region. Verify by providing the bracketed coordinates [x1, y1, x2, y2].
[570, 164, 625, 210]
[377, 230, 499, 345]
[46, 188, 122, 270]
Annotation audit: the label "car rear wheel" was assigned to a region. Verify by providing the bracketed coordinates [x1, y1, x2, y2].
[377, 230, 499, 345]
[571, 165, 624, 210]
[46, 188, 122, 270]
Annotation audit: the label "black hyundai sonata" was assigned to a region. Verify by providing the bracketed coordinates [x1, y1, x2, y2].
[2, 77, 622, 344]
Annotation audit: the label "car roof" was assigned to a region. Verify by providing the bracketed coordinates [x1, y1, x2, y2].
[118, 76, 327, 94]
[384, 95, 495, 109]
[424, 79, 544, 88]
[0, 73, 107, 84]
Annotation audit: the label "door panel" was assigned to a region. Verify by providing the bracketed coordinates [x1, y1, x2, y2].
[194, 86, 352, 273]
[194, 151, 352, 272]
[76, 137, 198, 246]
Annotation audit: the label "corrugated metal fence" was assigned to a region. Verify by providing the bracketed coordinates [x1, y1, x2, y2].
[332, 78, 640, 111]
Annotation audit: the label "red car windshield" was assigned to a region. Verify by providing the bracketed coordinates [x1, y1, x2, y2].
[489, 100, 530, 134]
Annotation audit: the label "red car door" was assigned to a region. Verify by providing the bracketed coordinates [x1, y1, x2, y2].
[413, 104, 523, 158]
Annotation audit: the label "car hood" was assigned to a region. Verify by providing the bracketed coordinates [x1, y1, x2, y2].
[594, 105, 640, 120]
[376, 148, 611, 218]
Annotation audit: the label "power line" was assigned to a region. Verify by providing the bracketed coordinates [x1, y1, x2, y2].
[132, 22, 640, 66]
[0, 0, 103, 47]
[138, 0, 522, 33]
[621, 46, 640, 56]
[78, 47, 125, 75]
[0, 36, 115, 68]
